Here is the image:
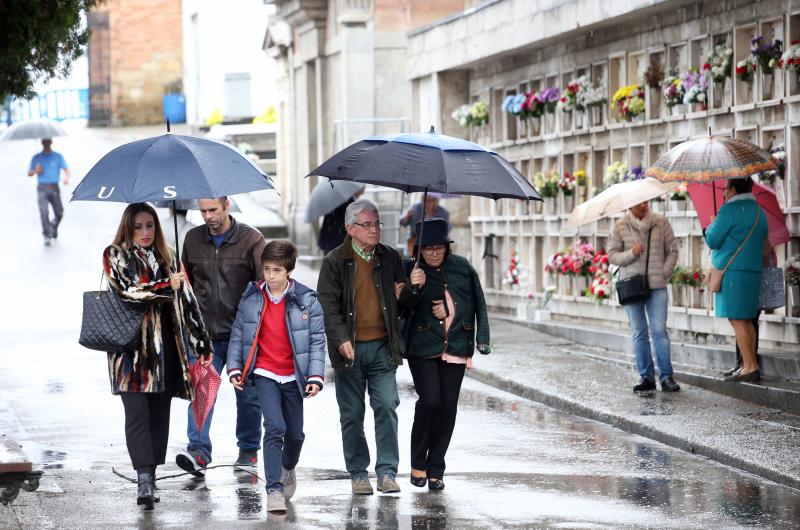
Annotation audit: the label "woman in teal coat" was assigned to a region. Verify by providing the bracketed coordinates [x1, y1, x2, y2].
[705, 178, 768, 382]
[404, 218, 491, 490]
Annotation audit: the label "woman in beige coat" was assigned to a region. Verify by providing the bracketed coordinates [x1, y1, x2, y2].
[608, 201, 680, 392]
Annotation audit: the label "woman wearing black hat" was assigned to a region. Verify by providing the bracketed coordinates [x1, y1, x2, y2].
[404, 218, 491, 491]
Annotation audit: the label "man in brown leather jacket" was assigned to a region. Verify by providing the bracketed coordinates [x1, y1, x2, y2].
[175, 197, 266, 476]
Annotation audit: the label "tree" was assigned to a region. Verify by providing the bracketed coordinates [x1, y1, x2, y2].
[0, 0, 102, 102]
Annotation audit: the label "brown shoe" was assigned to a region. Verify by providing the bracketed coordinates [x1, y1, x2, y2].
[724, 369, 760, 382]
[351, 476, 374, 495]
[377, 474, 400, 494]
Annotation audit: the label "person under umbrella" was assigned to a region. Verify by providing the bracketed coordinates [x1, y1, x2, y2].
[27, 138, 71, 246]
[403, 218, 490, 491]
[608, 201, 681, 393]
[399, 193, 450, 257]
[705, 178, 769, 382]
[103, 203, 213, 510]
[317, 185, 365, 255]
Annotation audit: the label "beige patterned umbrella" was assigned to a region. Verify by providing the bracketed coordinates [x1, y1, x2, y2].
[645, 136, 777, 182]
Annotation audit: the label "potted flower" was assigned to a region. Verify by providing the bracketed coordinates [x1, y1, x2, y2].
[574, 169, 588, 202]
[536, 170, 559, 215]
[604, 160, 628, 189]
[536, 285, 558, 321]
[545, 251, 565, 290]
[779, 40, 800, 91]
[787, 254, 800, 317]
[583, 83, 607, 126]
[611, 84, 646, 122]
[668, 266, 687, 306]
[469, 101, 489, 126]
[624, 166, 644, 182]
[450, 104, 473, 127]
[663, 71, 687, 114]
[533, 171, 547, 214]
[758, 141, 785, 189]
[522, 90, 544, 135]
[643, 58, 665, 118]
[587, 250, 611, 303]
[682, 68, 709, 112]
[684, 266, 706, 308]
[540, 87, 560, 132]
[707, 40, 733, 107]
[752, 36, 783, 99]
[504, 249, 521, 287]
[558, 171, 577, 213]
[669, 182, 688, 212]
[735, 56, 758, 84]
[569, 242, 596, 294]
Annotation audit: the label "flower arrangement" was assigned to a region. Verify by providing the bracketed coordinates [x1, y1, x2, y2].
[535, 171, 559, 198]
[587, 250, 611, 301]
[558, 172, 576, 196]
[735, 56, 758, 84]
[545, 251, 565, 275]
[611, 84, 645, 120]
[604, 160, 629, 188]
[707, 41, 734, 82]
[504, 250, 521, 286]
[682, 68, 709, 105]
[470, 101, 489, 125]
[583, 83, 607, 107]
[786, 254, 800, 286]
[522, 91, 545, 118]
[574, 169, 587, 187]
[751, 36, 783, 75]
[540, 87, 561, 113]
[663, 71, 686, 108]
[779, 40, 800, 73]
[569, 242, 596, 277]
[670, 182, 688, 201]
[668, 266, 687, 285]
[539, 285, 558, 310]
[560, 76, 591, 112]
[502, 94, 527, 116]
[643, 58, 665, 90]
[760, 141, 786, 186]
[625, 166, 644, 181]
[669, 266, 705, 289]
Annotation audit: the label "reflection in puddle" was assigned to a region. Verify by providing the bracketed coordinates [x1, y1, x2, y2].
[46, 380, 65, 394]
[41, 449, 67, 470]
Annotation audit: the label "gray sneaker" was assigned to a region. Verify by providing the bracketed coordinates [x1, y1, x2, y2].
[266, 489, 287, 513]
[351, 476, 374, 495]
[281, 467, 297, 500]
[377, 474, 400, 494]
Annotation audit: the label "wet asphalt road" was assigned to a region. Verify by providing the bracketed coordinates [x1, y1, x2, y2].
[1, 124, 800, 529]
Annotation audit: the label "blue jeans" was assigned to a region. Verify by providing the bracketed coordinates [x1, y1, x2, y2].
[624, 288, 673, 382]
[186, 339, 262, 461]
[253, 376, 304, 492]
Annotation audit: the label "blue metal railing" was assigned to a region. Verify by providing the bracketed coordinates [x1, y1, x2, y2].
[4, 88, 89, 125]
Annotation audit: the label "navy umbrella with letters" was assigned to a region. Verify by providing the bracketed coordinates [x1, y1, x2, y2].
[71, 130, 273, 260]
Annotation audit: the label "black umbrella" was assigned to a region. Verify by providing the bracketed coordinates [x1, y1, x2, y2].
[305, 179, 365, 222]
[308, 127, 541, 267]
[72, 124, 273, 261]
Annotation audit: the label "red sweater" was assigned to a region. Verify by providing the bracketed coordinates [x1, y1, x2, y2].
[255, 294, 295, 376]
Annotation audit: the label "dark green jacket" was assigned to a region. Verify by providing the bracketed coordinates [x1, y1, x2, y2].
[405, 254, 490, 359]
[318, 236, 421, 371]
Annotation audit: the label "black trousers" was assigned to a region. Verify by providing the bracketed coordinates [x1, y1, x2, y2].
[120, 314, 180, 471]
[407, 356, 466, 480]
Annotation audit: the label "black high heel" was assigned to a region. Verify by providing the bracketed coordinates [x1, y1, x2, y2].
[428, 478, 445, 491]
[410, 475, 427, 487]
[137, 471, 155, 510]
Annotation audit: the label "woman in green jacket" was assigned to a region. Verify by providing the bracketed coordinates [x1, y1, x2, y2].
[705, 178, 768, 382]
[404, 218, 491, 490]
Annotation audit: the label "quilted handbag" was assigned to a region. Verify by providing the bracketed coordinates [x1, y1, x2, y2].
[759, 266, 786, 311]
[79, 276, 147, 352]
[616, 228, 652, 306]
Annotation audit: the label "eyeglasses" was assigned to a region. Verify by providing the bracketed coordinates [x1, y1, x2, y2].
[352, 221, 382, 231]
[422, 246, 446, 255]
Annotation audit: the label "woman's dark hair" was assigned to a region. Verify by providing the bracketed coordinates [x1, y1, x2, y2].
[726, 177, 754, 195]
[261, 239, 298, 272]
[412, 243, 452, 266]
[113, 202, 173, 267]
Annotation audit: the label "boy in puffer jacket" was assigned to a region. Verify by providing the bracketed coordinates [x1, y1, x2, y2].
[227, 240, 326, 513]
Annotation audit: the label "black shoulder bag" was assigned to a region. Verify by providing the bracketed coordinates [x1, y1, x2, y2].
[616, 227, 652, 306]
[79, 272, 147, 352]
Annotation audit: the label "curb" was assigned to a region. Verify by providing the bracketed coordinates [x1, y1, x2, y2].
[466, 366, 800, 491]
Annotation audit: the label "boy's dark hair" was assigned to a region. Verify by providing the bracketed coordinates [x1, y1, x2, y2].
[261, 240, 298, 272]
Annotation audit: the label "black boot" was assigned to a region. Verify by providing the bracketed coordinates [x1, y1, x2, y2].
[137, 471, 155, 510]
[151, 469, 160, 503]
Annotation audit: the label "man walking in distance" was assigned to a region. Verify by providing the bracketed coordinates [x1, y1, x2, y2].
[317, 199, 425, 495]
[27, 138, 71, 246]
[176, 197, 266, 476]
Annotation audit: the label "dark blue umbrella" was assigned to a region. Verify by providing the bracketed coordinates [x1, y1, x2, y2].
[72, 132, 273, 260]
[307, 127, 541, 201]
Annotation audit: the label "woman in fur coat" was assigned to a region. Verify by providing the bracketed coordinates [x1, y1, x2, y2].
[103, 202, 213, 509]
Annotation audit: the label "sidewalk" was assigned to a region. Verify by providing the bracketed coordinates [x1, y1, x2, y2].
[470, 317, 800, 490]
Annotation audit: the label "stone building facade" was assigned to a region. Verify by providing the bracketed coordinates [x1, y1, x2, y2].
[264, 0, 472, 254]
[88, 0, 183, 126]
[407, 0, 800, 351]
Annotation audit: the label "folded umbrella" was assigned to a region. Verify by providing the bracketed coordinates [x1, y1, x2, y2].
[564, 178, 679, 230]
[189, 361, 221, 432]
[687, 180, 791, 247]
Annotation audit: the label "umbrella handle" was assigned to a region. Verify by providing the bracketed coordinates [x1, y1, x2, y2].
[411, 189, 428, 294]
